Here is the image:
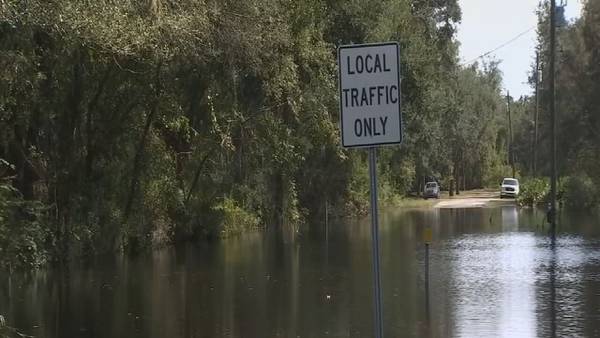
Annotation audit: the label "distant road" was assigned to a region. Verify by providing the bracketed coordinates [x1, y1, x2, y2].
[434, 189, 516, 209]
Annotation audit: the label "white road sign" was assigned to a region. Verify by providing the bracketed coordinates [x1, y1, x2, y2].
[338, 42, 402, 148]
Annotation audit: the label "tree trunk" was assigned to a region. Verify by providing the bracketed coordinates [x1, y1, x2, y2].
[454, 162, 460, 195]
[85, 67, 112, 181]
[123, 62, 161, 223]
[185, 150, 214, 204]
[10, 127, 36, 200]
[55, 48, 85, 261]
[148, 0, 162, 16]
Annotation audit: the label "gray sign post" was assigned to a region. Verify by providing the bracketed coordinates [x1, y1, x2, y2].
[338, 42, 402, 338]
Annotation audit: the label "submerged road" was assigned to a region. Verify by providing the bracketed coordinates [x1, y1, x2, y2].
[5, 199, 600, 338]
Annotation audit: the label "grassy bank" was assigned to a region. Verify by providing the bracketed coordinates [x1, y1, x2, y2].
[382, 193, 441, 209]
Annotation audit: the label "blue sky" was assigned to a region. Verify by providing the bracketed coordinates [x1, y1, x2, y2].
[457, 0, 583, 98]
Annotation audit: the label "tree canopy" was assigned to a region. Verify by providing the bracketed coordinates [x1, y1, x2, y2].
[0, 0, 513, 269]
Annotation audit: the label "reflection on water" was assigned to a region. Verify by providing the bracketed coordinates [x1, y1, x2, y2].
[501, 205, 519, 230]
[449, 233, 537, 337]
[2, 207, 600, 337]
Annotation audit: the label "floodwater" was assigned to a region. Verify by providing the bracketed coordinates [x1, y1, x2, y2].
[2, 206, 600, 337]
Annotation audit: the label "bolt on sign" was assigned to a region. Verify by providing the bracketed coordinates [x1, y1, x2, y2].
[338, 42, 402, 148]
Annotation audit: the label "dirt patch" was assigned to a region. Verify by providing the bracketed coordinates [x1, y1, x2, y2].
[434, 189, 516, 209]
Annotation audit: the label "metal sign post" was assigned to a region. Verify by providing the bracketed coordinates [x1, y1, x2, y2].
[369, 147, 383, 338]
[338, 42, 402, 338]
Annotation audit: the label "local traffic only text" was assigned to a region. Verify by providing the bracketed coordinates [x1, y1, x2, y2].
[338, 43, 401, 148]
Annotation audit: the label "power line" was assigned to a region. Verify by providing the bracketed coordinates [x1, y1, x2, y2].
[463, 26, 536, 65]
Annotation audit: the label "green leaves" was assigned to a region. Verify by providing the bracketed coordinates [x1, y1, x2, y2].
[0, 0, 528, 267]
[0, 178, 49, 270]
[517, 177, 550, 207]
[513, 2, 600, 210]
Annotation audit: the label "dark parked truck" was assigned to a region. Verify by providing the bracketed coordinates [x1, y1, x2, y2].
[424, 181, 440, 199]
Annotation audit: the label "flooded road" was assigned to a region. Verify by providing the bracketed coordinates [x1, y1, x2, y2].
[2, 206, 600, 337]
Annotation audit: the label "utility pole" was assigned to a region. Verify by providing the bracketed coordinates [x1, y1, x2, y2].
[549, 0, 557, 232]
[507, 91, 516, 178]
[533, 52, 540, 177]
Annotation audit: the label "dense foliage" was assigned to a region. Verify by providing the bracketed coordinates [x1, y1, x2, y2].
[517, 177, 550, 207]
[0, 0, 513, 269]
[511, 1, 600, 210]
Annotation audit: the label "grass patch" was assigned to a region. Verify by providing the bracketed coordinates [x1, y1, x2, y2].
[383, 194, 438, 209]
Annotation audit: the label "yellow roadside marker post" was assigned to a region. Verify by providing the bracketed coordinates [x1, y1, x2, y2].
[423, 227, 432, 317]
[423, 227, 432, 286]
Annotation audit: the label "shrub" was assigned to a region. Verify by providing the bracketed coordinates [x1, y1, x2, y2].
[484, 163, 517, 188]
[0, 179, 50, 271]
[562, 175, 597, 210]
[211, 197, 261, 238]
[517, 177, 550, 207]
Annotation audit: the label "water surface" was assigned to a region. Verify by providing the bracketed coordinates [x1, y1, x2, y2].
[2, 207, 600, 337]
